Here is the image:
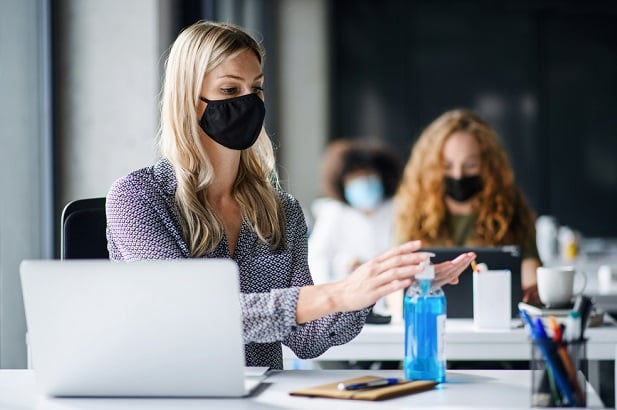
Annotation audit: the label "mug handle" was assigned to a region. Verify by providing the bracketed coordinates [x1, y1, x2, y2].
[574, 270, 587, 295]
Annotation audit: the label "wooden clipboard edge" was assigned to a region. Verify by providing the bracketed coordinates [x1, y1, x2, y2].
[289, 375, 438, 401]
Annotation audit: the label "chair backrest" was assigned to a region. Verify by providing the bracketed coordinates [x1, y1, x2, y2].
[61, 197, 109, 259]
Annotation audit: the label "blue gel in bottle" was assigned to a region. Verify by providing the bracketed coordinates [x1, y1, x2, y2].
[404, 253, 446, 382]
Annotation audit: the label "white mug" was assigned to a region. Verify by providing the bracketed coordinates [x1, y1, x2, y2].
[536, 266, 587, 308]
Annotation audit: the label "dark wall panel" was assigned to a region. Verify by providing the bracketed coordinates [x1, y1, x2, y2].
[546, 13, 617, 236]
[331, 0, 617, 237]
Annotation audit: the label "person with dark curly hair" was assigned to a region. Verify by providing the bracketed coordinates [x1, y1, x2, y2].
[395, 109, 540, 304]
[308, 139, 404, 318]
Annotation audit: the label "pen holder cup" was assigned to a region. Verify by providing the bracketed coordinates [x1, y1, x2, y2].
[530, 338, 587, 408]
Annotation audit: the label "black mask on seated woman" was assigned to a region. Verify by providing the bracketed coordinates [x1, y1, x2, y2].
[199, 93, 266, 150]
[444, 175, 483, 202]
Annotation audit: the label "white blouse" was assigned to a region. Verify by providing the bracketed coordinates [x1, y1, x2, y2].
[308, 198, 395, 314]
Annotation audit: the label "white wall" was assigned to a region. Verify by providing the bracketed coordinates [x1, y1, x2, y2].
[0, 0, 161, 368]
[56, 0, 160, 208]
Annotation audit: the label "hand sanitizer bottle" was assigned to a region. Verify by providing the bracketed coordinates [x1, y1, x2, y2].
[404, 253, 446, 382]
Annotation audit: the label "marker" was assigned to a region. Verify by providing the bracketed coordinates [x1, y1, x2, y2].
[547, 316, 562, 342]
[338, 378, 399, 391]
[566, 311, 581, 342]
[572, 295, 593, 339]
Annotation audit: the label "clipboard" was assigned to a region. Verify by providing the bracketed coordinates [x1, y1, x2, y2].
[289, 375, 438, 401]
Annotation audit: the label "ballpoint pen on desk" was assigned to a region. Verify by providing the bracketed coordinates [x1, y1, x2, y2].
[520, 311, 577, 406]
[337, 378, 400, 391]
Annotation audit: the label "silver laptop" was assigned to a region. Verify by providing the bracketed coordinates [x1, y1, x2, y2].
[20, 258, 266, 397]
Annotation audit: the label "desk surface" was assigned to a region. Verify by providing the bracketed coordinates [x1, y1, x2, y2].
[0, 369, 604, 409]
[285, 318, 617, 362]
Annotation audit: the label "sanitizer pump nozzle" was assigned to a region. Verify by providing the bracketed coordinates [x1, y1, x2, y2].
[415, 253, 435, 295]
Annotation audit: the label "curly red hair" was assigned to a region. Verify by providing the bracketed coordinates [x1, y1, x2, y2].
[395, 109, 535, 247]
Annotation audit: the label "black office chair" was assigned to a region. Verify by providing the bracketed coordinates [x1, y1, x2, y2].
[61, 197, 109, 259]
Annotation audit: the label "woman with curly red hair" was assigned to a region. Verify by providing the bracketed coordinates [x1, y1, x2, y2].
[395, 109, 540, 303]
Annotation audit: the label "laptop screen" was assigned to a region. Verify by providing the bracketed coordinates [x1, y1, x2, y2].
[414, 246, 523, 319]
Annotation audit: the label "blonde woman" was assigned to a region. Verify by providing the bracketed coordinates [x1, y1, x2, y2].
[106, 21, 475, 369]
[396, 109, 540, 304]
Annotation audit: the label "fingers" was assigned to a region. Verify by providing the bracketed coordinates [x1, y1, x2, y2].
[522, 285, 540, 305]
[372, 246, 472, 289]
[375, 240, 423, 263]
[450, 251, 477, 265]
[369, 264, 423, 292]
[374, 278, 413, 300]
[373, 252, 428, 279]
[434, 252, 476, 286]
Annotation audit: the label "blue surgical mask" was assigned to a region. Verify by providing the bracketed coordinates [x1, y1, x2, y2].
[344, 175, 384, 211]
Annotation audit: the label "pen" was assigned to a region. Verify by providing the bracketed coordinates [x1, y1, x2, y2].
[533, 317, 549, 340]
[337, 378, 399, 391]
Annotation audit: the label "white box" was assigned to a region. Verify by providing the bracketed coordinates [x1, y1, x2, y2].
[473, 270, 511, 331]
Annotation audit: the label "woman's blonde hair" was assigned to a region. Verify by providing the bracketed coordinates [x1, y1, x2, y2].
[395, 109, 535, 247]
[159, 21, 284, 256]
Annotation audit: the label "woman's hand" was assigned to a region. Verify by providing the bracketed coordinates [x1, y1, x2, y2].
[432, 252, 477, 288]
[522, 284, 540, 305]
[296, 243, 475, 324]
[329, 240, 430, 312]
[297, 241, 428, 323]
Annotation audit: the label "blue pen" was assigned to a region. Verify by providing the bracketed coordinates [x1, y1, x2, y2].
[533, 317, 550, 339]
[526, 315, 576, 406]
[338, 378, 399, 391]
[519, 310, 539, 338]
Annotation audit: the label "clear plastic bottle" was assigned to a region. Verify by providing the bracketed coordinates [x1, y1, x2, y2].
[404, 253, 446, 382]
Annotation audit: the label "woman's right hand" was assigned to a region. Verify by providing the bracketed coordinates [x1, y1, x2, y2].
[331, 240, 430, 312]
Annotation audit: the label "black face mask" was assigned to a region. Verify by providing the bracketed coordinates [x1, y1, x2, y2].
[199, 93, 265, 150]
[444, 175, 483, 202]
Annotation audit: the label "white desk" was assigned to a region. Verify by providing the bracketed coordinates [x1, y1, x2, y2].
[0, 369, 604, 409]
[284, 318, 617, 362]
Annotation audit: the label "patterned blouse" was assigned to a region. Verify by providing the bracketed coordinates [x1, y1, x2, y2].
[106, 158, 369, 369]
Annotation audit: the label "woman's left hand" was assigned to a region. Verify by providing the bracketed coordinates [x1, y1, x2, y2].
[433, 252, 477, 287]
[522, 284, 540, 305]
